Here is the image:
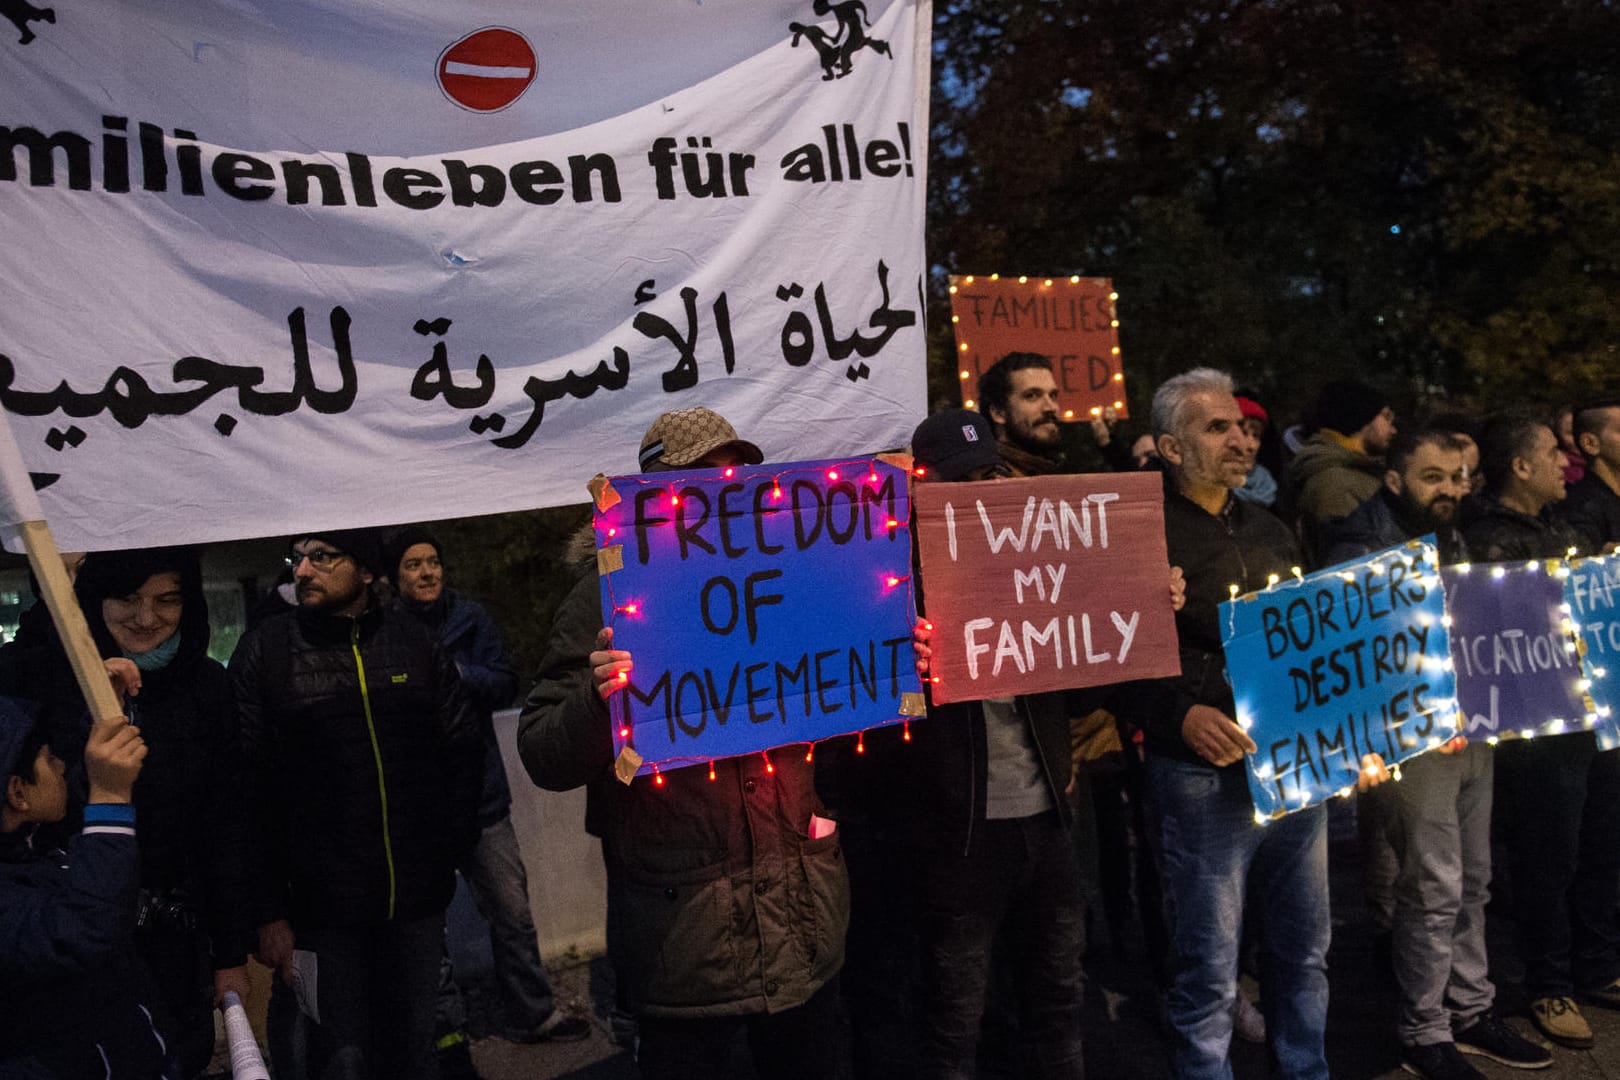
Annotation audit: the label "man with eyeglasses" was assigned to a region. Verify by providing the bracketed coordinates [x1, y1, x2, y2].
[232, 527, 483, 1080]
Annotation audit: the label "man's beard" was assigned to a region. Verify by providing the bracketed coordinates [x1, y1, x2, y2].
[1409, 495, 1457, 530]
[1006, 416, 1061, 458]
[297, 579, 366, 612]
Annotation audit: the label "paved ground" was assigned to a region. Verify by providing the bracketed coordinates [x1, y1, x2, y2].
[441, 798, 1620, 1080]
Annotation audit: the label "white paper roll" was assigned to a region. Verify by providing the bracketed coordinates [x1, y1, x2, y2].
[220, 992, 271, 1080]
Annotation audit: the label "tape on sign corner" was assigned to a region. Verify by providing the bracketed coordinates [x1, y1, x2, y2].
[614, 745, 643, 786]
[876, 451, 913, 474]
[597, 545, 624, 576]
[588, 473, 622, 512]
[899, 691, 927, 717]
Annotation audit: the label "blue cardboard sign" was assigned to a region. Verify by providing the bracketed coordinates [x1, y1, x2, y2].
[1221, 540, 1459, 820]
[1444, 560, 1593, 742]
[1562, 555, 1620, 751]
[593, 455, 922, 774]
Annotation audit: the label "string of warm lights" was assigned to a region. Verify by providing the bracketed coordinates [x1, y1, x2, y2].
[1225, 540, 1461, 824]
[948, 275, 1123, 416]
[593, 456, 923, 787]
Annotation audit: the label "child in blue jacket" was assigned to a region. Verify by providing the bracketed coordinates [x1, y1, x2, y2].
[0, 686, 183, 1080]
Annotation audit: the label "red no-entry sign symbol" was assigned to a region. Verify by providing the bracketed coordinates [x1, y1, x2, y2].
[437, 27, 536, 113]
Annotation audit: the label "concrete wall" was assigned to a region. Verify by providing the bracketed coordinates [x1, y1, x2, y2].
[493, 708, 608, 960]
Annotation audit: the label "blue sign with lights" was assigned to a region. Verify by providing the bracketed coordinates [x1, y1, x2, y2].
[1561, 555, 1620, 751]
[1221, 539, 1459, 819]
[593, 455, 922, 775]
[1445, 560, 1594, 743]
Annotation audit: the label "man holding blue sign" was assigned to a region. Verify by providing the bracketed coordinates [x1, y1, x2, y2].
[518, 407, 850, 1080]
[1134, 368, 1388, 1080]
[1325, 431, 1552, 1079]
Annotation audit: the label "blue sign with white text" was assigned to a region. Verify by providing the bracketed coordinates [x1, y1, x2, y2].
[1445, 561, 1593, 742]
[1563, 555, 1620, 751]
[594, 455, 921, 774]
[1222, 539, 1459, 819]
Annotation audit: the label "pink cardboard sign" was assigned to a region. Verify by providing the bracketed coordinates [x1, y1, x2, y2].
[913, 472, 1181, 704]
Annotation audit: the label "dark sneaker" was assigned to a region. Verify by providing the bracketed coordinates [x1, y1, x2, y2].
[1530, 996, 1593, 1050]
[1455, 1014, 1554, 1069]
[1401, 1041, 1485, 1080]
[509, 1009, 593, 1044]
[1583, 977, 1620, 1010]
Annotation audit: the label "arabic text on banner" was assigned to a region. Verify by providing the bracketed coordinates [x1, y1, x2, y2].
[0, 1, 931, 550]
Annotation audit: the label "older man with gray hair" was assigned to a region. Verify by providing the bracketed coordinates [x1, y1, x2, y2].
[1134, 368, 1387, 1080]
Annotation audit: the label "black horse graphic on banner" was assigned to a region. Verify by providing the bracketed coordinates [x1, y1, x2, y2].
[790, 0, 891, 81]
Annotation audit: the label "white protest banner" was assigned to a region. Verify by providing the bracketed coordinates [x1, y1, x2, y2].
[0, 1, 930, 551]
[0, 407, 44, 547]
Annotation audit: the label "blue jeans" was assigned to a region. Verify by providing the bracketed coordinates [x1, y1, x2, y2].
[1147, 757, 1329, 1080]
[437, 814, 556, 1037]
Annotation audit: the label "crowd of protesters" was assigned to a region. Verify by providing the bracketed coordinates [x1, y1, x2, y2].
[4, 353, 1620, 1080]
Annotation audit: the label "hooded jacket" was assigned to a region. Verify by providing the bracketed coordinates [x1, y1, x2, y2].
[517, 539, 848, 1020]
[76, 552, 256, 971]
[1286, 432, 1386, 525]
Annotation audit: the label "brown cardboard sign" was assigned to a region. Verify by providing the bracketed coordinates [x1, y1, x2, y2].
[948, 274, 1125, 420]
[914, 472, 1180, 704]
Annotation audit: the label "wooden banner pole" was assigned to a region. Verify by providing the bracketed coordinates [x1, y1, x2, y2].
[17, 519, 122, 721]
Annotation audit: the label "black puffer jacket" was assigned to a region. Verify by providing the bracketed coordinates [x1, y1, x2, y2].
[1461, 497, 1589, 562]
[232, 600, 482, 929]
[1132, 483, 1302, 769]
[1555, 473, 1620, 553]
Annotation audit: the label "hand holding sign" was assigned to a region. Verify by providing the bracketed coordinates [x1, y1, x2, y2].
[84, 711, 146, 806]
[594, 456, 922, 775]
[1182, 704, 1256, 768]
[912, 619, 933, 679]
[591, 626, 633, 700]
[1221, 539, 1458, 819]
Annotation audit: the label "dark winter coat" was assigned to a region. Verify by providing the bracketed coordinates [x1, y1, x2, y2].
[1286, 433, 1386, 524]
[1461, 497, 1589, 563]
[231, 600, 483, 930]
[0, 804, 183, 1080]
[395, 589, 520, 826]
[1321, 487, 1469, 567]
[835, 690, 1079, 859]
[1555, 472, 1620, 553]
[517, 562, 848, 1020]
[1131, 483, 1302, 770]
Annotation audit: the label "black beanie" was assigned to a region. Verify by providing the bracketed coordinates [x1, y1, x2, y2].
[289, 527, 383, 576]
[1314, 380, 1388, 437]
[380, 526, 442, 584]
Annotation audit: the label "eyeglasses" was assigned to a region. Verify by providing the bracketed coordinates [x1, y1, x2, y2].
[286, 549, 349, 571]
